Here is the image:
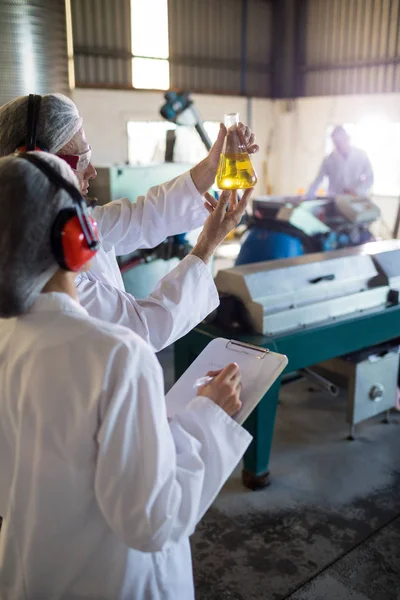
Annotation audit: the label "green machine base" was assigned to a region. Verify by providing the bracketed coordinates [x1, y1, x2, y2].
[174, 305, 400, 490]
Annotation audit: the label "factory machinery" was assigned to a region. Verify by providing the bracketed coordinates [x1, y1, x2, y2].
[175, 239, 400, 490]
[236, 193, 380, 264]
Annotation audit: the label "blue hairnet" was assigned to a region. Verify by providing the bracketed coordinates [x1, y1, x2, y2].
[0, 93, 83, 156]
[0, 153, 79, 317]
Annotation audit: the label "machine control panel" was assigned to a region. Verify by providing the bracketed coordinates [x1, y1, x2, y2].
[334, 195, 381, 224]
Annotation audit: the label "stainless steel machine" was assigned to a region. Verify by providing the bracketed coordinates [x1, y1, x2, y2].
[235, 194, 381, 265]
[314, 347, 398, 439]
[213, 239, 400, 438]
[215, 242, 397, 337]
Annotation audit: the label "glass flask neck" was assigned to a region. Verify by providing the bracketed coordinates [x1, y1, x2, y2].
[222, 112, 245, 155]
[224, 112, 239, 128]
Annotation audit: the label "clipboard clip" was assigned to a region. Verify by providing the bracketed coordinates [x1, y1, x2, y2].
[226, 340, 268, 359]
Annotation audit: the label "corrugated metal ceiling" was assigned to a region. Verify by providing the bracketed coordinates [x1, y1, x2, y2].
[302, 0, 400, 95]
[71, 0, 272, 96]
[70, 0, 400, 98]
[72, 0, 132, 87]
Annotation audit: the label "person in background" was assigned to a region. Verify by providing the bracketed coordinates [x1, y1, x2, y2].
[306, 125, 374, 199]
[0, 152, 252, 599]
[0, 93, 259, 352]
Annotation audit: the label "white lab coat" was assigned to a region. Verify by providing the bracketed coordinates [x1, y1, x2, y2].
[306, 147, 374, 199]
[0, 292, 251, 600]
[76, 171, 218, 352]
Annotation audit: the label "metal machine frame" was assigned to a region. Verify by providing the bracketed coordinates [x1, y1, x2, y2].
[175, 306, 400, 490]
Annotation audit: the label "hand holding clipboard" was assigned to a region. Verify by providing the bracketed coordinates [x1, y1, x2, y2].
[166, 338, 288, 425]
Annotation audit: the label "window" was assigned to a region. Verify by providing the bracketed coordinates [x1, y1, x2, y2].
[127, 121, 220, 166]
[127, 122, 172, 165]
[131, 0, 170, 90]
[325, 118, 400, 197]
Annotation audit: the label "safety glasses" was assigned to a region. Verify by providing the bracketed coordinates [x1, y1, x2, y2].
[57, 146, 92, 173]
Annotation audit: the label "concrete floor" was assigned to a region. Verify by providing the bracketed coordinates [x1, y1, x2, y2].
[159, 347, 400, 600]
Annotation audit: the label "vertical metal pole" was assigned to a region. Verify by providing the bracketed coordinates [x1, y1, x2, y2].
[323, 0, 333, 94]
[367, 0, 375, 93]
[246, 97, 252, 129]
[336, 0, 344, 95]
[329, 0, 340, 95]
[270, 0, 283, 98]
[270, 0, 307, 99]
[355, 0, 366, 93]
[350, 0, 360, 94]
[314, 0, 322, 93]
[344, 0, 355, 94]
[392, 0, 400, 92]
[384, 0, 394, 93]
[374, 0, 384, 92]
[294, 0, 308, 97]
[240, 0, 248, 96]
[354, 0, 361, 94]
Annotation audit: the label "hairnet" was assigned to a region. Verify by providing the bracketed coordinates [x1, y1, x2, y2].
[0, 93, 83, 157]
[0, 153, 79, 317]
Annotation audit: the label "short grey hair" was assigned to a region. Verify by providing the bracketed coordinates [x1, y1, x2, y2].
[331, 125, 349, 139]
[0, 153, 80, 317]
[0, 93, 83, 157]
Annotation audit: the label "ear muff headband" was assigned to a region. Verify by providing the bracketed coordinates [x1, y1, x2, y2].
[18, 94, 49, 152]
[26, 94, 41, 151]
[16, 94, 48, 153]
[17, 153, 100, 271]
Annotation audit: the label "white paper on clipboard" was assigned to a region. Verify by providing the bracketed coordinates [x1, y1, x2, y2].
[166, 337, 288, 425]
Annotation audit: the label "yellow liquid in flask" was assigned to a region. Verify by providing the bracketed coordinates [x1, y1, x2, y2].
[216, 152, 257, 190]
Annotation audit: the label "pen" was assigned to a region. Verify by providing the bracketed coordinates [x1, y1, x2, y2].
[193, 375, 214, 390]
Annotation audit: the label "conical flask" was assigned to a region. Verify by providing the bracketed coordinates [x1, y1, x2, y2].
[215, 112, 257, 190]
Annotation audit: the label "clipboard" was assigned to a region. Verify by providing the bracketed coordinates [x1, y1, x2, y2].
[166, 337, 288, 425]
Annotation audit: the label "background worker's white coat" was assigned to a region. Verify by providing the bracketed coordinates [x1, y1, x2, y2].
[76, 171, 219, 352]
[0, 292, 251, 600]
[306, 147, 374, 199]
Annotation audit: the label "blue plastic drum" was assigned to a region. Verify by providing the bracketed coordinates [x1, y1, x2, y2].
[235, 228, 304, 266]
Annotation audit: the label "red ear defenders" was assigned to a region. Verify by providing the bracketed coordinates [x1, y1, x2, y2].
[14, 94, 99, 271]
[18, 152, 100, 272]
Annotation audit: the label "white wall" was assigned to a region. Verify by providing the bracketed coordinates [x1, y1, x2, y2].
[72, 88, 274, 195]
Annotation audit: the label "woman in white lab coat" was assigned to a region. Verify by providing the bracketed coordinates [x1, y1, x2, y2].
[0, 93, 259, 351]
[0, 153, 252, 599]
